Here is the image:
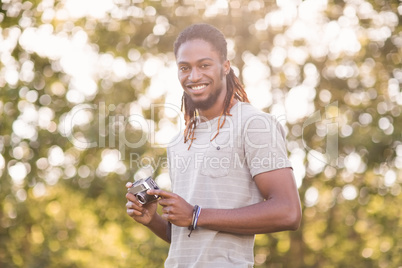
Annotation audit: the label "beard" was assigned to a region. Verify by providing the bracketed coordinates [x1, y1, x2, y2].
[185, 70, 226, 111]
[185, 85, 223, 110]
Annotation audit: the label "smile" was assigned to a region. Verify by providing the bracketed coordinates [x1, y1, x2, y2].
[190, 84, 207, 91]
[187, 84, 208, 93]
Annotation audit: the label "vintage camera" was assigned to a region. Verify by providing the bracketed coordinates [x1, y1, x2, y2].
[128, 176, 160, 205]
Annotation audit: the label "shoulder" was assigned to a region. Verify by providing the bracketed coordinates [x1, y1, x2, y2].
[235, 102, 286, 131]
[235, 102, 261, 116]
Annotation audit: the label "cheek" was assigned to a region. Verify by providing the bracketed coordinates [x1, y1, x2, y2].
[178, 73, 186, 84]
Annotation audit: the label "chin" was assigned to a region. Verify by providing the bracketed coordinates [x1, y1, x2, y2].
[189, 96, 215, 110]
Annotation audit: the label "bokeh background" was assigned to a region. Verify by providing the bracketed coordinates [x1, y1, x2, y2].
[1, 0, 401, 267]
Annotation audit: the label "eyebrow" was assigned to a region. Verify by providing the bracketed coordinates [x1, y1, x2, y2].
[177, 57, 214, 65]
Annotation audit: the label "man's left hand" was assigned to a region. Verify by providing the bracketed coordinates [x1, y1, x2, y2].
[148, 189, 194, 227]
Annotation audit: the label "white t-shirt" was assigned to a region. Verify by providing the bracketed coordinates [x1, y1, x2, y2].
[165, 102, 292, 268]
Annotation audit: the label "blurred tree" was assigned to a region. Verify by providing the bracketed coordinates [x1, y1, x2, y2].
[0, 0, 401, 267]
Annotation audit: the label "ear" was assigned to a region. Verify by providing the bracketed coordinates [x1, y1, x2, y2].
[223, 60, 230, 75]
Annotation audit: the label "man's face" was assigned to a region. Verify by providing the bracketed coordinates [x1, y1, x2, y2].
[176, 39, 230, 111]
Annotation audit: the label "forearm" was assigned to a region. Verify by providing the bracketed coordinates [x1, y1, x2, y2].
[144, 214, 171, 243]
[197, 199, 301, 234]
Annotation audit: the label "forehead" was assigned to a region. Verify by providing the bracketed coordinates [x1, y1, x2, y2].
[176, 39, 221, 63]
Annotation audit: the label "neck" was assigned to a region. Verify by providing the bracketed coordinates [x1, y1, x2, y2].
[198, 98, 238, 122]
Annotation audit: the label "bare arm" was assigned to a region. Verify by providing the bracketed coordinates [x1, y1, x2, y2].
[197, 168, 301, 234]
[151, 168, 301, 235]
[143, 213, 171, 243]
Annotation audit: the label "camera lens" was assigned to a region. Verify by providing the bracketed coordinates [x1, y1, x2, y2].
[136, 193, 147, 205]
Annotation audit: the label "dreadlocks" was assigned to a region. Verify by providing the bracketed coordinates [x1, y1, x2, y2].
[174, 24, 249, 149]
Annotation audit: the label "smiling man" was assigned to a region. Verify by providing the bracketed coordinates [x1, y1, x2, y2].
[177, 38, 229, 114]
[126, 23, 302, 268]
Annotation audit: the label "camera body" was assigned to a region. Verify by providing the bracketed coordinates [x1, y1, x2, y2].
[128, 176, 160, 205]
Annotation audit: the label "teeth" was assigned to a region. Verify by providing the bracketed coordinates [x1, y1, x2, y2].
[191, 85, 206, 91]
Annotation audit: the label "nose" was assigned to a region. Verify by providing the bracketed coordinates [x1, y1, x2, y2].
[188, 68, 202, 82]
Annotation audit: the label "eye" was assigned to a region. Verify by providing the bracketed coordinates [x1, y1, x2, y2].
[180, 66, 190, 72]
[201, 64, 210, 69]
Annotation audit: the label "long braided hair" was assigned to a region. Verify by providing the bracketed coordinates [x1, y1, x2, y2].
[174, 24, 249, 149]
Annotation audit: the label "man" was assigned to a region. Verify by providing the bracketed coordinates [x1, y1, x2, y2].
[126, 23, 301, 267]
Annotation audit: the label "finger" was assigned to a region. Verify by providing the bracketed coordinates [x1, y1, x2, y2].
[126, 201, 140, 209]
[126, 200, 146, 216]
[161, 211, 170, 221]
[126, 182, 133, 188]
[161, 206, 171, 214]
[158, 197, 173, 207]
[148, 189, 175, 199]
[127, 208, 144, 217]
[126, 192, 141, 204]
[126, 199, 144, 214]
[125, 201, 132, 208]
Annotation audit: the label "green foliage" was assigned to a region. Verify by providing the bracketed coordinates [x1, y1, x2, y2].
[1, 0, 401, 267]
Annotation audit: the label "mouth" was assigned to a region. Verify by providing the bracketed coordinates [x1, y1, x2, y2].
[187, 83, 209, 93]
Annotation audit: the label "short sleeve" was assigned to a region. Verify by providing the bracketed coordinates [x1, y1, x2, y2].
[243, 113, 292, 178]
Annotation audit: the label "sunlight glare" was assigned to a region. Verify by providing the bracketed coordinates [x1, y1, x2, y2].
[204, 0, 228, 17]
[304, 186, 319, 207]
[48, 146, 65, 166]
[344, 152, 366, 174]
[307, 150, 326, 175]
[112, 57, 129, 80]
[12, 119, 37, 140]
[155, 172, 172, 191]
[9, 162, 28, 185]
[289, 148, 306, 188]
[155, 119, 180, 147]
[0, 154, 5, 177]
[285, 85, 316, 124]
[143, 56, 164, 78]
[242, 53, 273, 110]
[33, 182, 47, 198]
[342, 184, 358, 200]
[384, 170, 396, 187]
[64, 0, 114, 19]
[99, 149, 127, 174]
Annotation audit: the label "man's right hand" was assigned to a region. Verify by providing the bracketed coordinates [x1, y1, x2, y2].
[125, 182, 158, 226]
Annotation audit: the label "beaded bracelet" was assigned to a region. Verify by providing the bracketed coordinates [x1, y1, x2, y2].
[188, 205, 202, 237]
